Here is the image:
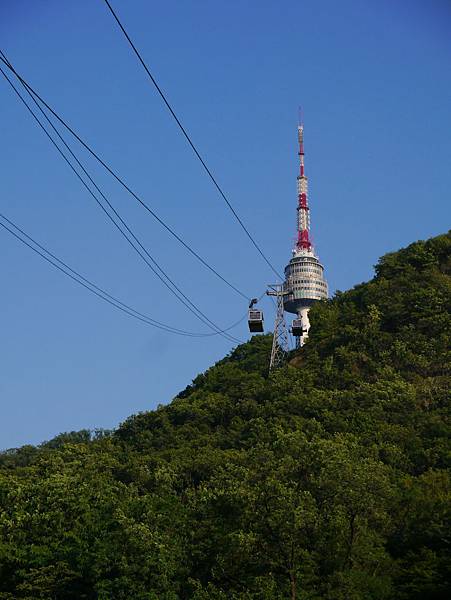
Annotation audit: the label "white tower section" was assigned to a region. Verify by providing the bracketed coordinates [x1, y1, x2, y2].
[283, 124, 328, 346]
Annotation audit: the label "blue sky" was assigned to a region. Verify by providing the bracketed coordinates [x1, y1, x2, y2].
[0, 0, 450, 449]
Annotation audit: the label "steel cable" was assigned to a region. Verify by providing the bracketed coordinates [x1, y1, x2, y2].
[0, 64, 243, 344]
[101, 0, 283, 280]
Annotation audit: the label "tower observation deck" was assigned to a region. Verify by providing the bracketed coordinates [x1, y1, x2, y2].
[283, 123, 328, 346]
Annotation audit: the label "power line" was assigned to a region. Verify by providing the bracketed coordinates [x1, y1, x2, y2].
[0, 63, 242, 344]
[0, 212, 247, 337]
[101, 0, 283, 281]
[0, 51, 250, 302]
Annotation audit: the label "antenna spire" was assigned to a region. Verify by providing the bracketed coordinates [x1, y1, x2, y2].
[296, 121, 312, 252]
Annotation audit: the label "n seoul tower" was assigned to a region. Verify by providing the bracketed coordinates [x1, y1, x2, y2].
[283, 122, 328, 346]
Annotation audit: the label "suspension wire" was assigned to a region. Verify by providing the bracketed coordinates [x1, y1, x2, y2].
[0, 51, 250, 302]
[0, 212, 247, 338]
[101, 0, 283, 281]
[0, 64, 242, 344]
[0, 218, 199, 336]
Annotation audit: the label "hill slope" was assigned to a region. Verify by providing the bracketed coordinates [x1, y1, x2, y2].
[0, 233, 450, 600]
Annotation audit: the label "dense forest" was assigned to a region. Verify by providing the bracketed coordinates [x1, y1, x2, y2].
[0, 232, 449, 599]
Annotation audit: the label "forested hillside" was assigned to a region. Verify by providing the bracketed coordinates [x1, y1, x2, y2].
[0, 232, 450, 599]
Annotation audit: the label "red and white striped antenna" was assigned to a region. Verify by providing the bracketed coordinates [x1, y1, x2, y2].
[296, 112, 312, 252]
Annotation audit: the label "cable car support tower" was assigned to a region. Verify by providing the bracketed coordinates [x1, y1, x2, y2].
[267, 284, 290, 370]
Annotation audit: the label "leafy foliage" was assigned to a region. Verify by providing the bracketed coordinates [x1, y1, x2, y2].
[0, 233, 450, 599]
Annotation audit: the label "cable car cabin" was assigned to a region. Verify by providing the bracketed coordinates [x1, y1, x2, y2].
[248, 309, 264, 333]
[291, 318, 305, 337]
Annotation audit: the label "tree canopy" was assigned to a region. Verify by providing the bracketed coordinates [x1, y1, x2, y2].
[1, 232, 450, 599]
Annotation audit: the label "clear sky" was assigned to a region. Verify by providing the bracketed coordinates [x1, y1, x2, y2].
[0, 0, 450, 449]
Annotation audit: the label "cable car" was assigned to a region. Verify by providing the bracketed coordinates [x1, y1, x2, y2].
[248, 298, 264, 333]
[248, 309, 264, 332]
[291, 318, 305, 337]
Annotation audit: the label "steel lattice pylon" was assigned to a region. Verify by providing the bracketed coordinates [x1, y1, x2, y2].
[267, 284, 290, 371]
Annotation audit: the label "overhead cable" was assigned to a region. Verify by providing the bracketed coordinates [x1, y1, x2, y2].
[101, 0, 283, 280]
[0, 51, 249, 302]
[0, 63, 242, 344]
[0, 213, 246, 337]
